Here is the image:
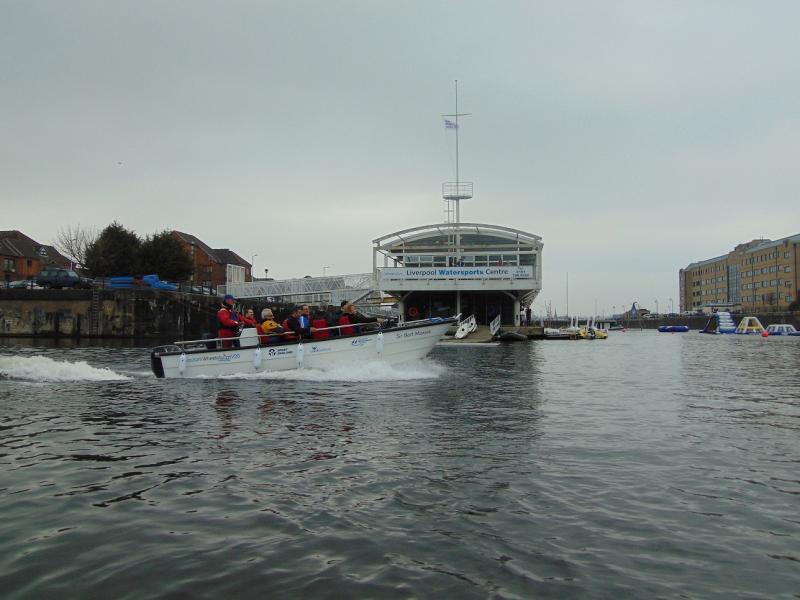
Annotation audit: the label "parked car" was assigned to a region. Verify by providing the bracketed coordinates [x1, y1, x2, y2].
[7, 279, 43, 289]
[36, 268, 94, 289]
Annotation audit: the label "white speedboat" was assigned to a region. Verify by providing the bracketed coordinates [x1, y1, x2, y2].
[150, 317, 457, 378]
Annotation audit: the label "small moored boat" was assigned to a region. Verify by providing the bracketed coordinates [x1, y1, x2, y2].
[497, 330, 527, 342]
[150, 317, 456, 379]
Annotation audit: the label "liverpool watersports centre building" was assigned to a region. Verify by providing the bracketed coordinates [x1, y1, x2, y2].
[373, 222, 542, 325]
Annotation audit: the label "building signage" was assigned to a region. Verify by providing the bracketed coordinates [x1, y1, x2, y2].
[379, 266, 533, 281]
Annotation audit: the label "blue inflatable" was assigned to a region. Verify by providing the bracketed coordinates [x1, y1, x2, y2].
[658, 325, 689, 333]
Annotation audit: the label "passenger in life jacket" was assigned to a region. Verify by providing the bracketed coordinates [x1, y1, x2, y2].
[339, 303, 379, 335]
[298, 304, 313, 339]
[282, 306, 303, 340]
[241, 308, 258, 328]
[259, 308, 283, 344]
[217, 294, 241, 348]
[312, 310, 331, 340]
[327, 301, 347, 337]
[338, 304, 354, 335]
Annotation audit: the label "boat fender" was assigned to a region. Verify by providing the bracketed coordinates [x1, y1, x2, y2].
[178, 352, 187, 376]
[407, 306, 419, 318]
[296, 342, 304, 368]
[376, 331, 384, 356]
[253, 346, 262, 369]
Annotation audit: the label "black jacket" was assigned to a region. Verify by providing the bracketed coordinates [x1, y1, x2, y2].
[286, 315, 311, 339]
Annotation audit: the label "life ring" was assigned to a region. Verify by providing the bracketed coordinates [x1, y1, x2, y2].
[407, 306, 419, 318]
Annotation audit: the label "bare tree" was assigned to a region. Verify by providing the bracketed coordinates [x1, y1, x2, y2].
[53, 224, 98, 269]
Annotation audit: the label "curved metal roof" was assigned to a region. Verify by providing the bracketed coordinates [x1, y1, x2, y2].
[373, 222, 542, 247]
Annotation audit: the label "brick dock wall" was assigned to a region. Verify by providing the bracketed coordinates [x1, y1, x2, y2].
[0, 289, 221, 339]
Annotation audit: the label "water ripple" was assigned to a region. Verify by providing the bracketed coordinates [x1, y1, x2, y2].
[1, 335, 799, 598]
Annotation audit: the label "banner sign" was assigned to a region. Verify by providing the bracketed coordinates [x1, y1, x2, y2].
[379, 266, 533, 281]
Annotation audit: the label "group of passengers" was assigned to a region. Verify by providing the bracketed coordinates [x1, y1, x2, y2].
[217, 294, 379, 348]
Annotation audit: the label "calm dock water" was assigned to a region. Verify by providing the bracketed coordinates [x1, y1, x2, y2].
[1, 332, 798, 598]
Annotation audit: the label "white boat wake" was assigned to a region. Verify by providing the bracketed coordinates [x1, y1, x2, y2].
[0, 355, 131, 382]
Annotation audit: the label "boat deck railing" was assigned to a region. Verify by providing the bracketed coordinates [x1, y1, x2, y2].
[171, 317, 453, 349]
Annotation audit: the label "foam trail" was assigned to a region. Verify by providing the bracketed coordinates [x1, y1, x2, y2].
[0, 355, 131, 382]
[216, 360, 446, 382]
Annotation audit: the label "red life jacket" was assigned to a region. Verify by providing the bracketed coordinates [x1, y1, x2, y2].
[217, 308, 239, 335]
[338, 314, 353, 335]
[312, 318, 330, 339]
[281, 318, 298, 340]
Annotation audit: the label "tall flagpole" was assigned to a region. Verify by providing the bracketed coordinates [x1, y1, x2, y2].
[442, 81, 473, 320]
[443, 80, 471, 225]
[455, 79, 459, 223]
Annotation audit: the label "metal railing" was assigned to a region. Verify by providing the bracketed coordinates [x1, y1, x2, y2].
[222, 273, 376, 301]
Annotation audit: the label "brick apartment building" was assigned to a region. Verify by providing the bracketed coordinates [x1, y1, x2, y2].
[680, 233, 799, 313]
[1, 230, 70, 284]
[171, 231, 252, 288]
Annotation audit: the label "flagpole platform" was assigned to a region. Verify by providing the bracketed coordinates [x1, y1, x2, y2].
[442, 181, 473, 201]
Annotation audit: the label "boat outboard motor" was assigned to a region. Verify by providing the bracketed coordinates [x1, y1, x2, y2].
[150, 347, 168, 378]
[150, 344, 182, 378]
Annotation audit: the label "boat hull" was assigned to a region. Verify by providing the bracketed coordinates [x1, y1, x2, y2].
[151, 320, 454, 378]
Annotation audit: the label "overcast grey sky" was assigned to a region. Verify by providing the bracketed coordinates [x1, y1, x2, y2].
[3, 1, 799, 315]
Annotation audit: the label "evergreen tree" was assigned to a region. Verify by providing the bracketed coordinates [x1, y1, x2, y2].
[139, 231, 193, 281]
[84, 222, 141, 277]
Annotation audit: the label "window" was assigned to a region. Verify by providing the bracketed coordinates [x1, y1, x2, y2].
[501, 255, 519, 266]
[3, 258, 14, 272]
[787, 295, 794, 302]
[785, 266, 792, 273]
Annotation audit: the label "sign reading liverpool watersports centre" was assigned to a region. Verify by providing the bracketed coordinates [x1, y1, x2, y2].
[379, 266, 534, 281]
